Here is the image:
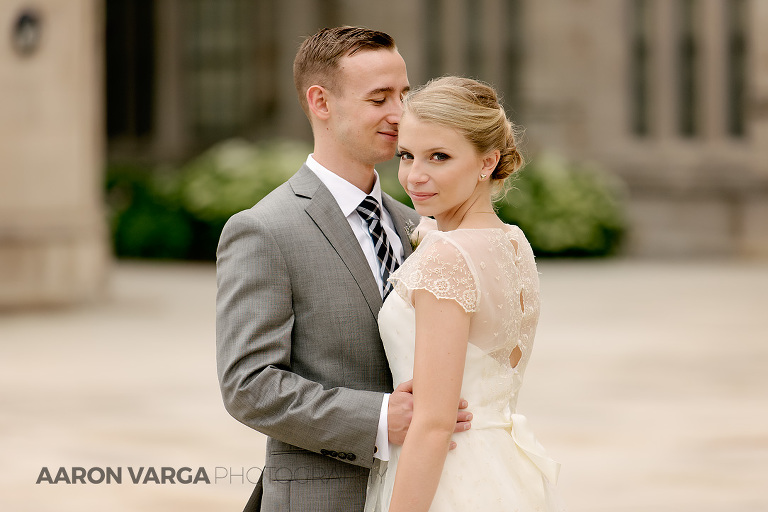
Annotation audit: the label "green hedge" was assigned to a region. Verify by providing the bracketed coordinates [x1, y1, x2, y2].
[106, 162, 199, 259]
[106, 139, 312, 260]
[497, 154, 627, 257]
[106, 139, 626, 260]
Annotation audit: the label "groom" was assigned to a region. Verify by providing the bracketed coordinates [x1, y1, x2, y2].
[216, 27, 470, 511]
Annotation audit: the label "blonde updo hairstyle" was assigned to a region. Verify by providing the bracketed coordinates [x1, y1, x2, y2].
[401, 76, 524, 199]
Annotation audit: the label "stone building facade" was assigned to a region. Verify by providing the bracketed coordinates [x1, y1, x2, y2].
[1, 0, 107, 307]
[1, 0, 766, 305]
[104, 0, 768, 257]
[520, 0, 768, 257]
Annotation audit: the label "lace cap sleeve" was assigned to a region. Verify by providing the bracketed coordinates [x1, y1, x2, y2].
[389, 231, 479, 313]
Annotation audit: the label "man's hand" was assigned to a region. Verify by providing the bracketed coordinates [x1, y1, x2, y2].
[387, 379, 472, 448]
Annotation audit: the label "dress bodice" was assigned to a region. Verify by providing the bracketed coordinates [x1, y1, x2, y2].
[379, 225, 541, 424]
[369, 225, 564, 512]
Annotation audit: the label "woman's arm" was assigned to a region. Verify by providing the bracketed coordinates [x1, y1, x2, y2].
[387, 288, 471, 512]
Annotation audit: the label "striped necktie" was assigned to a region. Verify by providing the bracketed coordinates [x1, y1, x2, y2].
[357, 196, 400, 299]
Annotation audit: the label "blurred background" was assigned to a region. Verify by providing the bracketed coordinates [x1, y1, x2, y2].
[1, 0, 767, 510]
[2, 0, 767, 305]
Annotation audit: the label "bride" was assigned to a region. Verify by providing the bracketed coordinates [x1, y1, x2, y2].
[366, 76, 566, 511]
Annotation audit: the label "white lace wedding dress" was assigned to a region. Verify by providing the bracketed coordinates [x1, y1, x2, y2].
[366, 226, 565, 511]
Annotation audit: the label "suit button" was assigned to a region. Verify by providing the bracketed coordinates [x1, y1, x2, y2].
[337, 452, 347, 459]
[320, 449, 329, 456]
[347, 453, 356, 461]
[330, 451, 338, 457]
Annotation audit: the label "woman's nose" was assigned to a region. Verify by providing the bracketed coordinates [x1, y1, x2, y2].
[407, 163, 428, 184]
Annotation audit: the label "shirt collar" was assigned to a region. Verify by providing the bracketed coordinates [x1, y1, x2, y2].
[305, 154, 385, 217]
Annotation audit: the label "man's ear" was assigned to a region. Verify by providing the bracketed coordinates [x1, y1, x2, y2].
[307, 85, 330, 120]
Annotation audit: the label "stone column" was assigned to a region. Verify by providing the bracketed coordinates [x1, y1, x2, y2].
[0, 0, 108, 307]
[751, 0, 768, 168]
[153, 0, 186, 161]
[742, 0, 768, 256]
[701, 0, 727, 141]
[652, 0, 677, 143]
[441, 0, 468, 75]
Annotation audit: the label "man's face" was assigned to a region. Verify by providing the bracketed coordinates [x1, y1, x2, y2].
[326, 49, 410, 168]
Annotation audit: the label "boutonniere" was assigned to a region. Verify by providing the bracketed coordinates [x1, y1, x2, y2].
[404, 217, 438, 251]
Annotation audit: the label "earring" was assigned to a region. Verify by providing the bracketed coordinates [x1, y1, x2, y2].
[480, 174, 487, 180]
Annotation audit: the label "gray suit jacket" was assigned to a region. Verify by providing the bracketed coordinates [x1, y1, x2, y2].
[216, 165, 419, 511]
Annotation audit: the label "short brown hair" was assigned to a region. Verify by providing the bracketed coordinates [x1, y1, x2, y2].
[293, 26, 396, 117]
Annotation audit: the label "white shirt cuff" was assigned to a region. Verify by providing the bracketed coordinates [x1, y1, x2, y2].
[374, 393, 390, 461]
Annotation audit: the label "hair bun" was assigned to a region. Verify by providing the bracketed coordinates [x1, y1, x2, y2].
[493, 120, 524, 180]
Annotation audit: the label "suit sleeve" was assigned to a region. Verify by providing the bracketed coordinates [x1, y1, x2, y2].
[216, 210, 383, 468]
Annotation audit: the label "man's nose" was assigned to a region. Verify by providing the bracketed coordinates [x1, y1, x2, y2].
[386, 98, 404, 123]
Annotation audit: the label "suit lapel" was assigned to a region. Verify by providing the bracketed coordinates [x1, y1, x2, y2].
[291, 166, 383, 317]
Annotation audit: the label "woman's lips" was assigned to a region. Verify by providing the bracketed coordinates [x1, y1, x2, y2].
[409, 191, 436, 201]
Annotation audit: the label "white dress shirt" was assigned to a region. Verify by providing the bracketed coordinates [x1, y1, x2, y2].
[305, 155, 404, 297]
[305, 155, 399, 461]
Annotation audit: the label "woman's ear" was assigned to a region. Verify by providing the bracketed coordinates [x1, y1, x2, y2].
[307, 85, 331, 120]
[481, 150, 501, 178]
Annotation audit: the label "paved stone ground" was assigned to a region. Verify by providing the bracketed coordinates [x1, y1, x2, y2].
[1, 259, 766, 512]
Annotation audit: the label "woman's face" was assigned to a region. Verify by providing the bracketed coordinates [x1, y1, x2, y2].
[397, 115, 490, 223]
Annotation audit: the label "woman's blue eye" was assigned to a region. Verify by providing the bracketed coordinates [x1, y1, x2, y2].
[395, 150, 413, 160]
[432, 152, 449, 161]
